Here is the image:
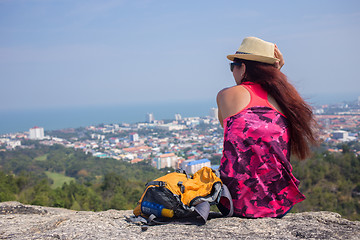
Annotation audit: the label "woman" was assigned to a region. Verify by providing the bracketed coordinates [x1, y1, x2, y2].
[217, 37, 318, 218]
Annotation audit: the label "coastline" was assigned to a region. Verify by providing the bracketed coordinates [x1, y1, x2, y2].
[0, 101, 215, 135]
[1, 92, 358, 135]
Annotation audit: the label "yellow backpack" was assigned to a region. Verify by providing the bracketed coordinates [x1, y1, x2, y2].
[132, 167, 233, 225]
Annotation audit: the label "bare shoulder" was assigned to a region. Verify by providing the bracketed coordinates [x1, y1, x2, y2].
[217, 85, 251, 121]
[217, 85, 247, 101]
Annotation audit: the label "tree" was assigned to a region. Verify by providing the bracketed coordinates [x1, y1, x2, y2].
[0, 171, 17, 201]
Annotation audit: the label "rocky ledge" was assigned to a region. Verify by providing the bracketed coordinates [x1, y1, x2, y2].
[0, 201, 359, 240]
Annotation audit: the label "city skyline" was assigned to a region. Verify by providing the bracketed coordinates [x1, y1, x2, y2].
[1, 96, 360, 135]
[1, 0, 360, 111]
[1, 97, 359, 135]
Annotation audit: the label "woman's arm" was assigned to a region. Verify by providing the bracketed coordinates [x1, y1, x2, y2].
[216, 95, 224, 128]
[274, 44, 284, 70]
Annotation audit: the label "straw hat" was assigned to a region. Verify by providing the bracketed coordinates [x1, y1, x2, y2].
[227, 37, 279, 64]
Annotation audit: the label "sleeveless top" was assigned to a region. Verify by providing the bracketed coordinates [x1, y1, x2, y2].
[219, 82, 305, 218]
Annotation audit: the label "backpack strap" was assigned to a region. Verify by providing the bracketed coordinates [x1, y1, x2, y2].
[194, 201, 210, 222]
[217, 184, 234, 217]
[145, 181, 166, 188]
[192, 184, 234, 221]
[176, 169, 191, 178]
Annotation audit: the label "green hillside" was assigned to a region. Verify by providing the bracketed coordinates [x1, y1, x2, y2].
[0, 143, 359, 220]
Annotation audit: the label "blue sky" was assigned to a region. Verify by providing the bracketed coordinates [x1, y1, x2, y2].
[1, 0, 359, 111]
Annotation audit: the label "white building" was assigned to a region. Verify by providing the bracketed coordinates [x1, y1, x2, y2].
[331, 130, 352, 141]
[314, 108, 324, 114]
[181, 158, 211, 174]
[153, 153, 178, 169]
[156, 123, 186, 131]
[129, 132, 139, 142]
[29, 126, 44, 140]
[2, 138, 21, 149]
[184, 117, 200, 127]
[210, 108, 218, 119]
[175, 113, 182, 121]
[146, 113, 155, 123]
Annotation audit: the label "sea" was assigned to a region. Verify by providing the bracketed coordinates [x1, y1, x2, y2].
[0, 93, 358, 135]
[0, 101, 216, 135]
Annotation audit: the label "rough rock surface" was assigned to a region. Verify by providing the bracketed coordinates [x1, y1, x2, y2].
[0, 201, 359, 240]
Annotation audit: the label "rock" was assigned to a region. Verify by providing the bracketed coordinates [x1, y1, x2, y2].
[0, 201, 48, 215]
[0, 201, 359, 240]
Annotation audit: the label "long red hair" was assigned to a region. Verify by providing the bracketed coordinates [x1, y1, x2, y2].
[237, 59, 318, 160]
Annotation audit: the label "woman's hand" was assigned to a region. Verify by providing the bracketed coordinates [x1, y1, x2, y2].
[274, 44, 284, 70]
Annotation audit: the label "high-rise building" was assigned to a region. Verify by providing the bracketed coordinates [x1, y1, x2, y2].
[358, 96, 360, 105]
[210, 108, 218, 119]
[29, 126, 44, 140]
[129, 132, 139, 142]
[175, 113, 182, 121]
[146, 113, 155, 123]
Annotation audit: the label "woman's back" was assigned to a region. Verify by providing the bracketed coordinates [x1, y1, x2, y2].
[218, 82, 305, 218]
[217, 83, 284, 126]
[217, 36, 317, 218]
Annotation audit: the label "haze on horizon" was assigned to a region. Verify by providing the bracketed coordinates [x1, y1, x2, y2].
[1, 0, 359, 111]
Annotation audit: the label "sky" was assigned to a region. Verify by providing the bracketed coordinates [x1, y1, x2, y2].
[1, 0, 360, 111]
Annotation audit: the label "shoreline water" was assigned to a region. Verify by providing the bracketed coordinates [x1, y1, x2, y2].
[1, 93, 358, 135]
[0, 101, 215, 135]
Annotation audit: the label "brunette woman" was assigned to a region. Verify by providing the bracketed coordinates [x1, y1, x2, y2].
[217, 37, 318, 218]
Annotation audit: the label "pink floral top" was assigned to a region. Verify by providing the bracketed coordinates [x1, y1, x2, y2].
[219, 82, 305, 218]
